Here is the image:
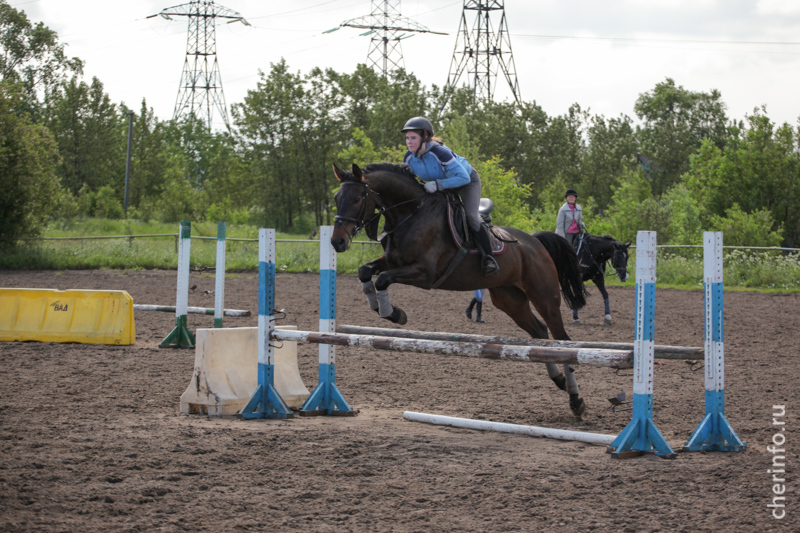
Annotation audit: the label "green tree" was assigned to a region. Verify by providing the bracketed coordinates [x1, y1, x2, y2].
[0, 1, 82, 113]
[44, 76, 125, 195]
[581, 113, 638, 210]
[683, 110, 800, 247]
[0, 82, 61, 247]
[634, 78, 728, 194]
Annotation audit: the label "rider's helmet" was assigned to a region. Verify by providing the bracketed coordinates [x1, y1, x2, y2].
[401, 116, 434, 141]
[565, 188, 578, 199]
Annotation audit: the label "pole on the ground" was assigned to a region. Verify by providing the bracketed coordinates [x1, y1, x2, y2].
[214, 222, 227, 328]
[240, 228, 293, 419]
[159, 221, 196, 348]
[608, 231, 676, 459]
[683, 232, 747, 452]
[301, 226, 354, 415]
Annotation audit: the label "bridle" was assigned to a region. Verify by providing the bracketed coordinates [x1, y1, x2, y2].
[580, 235, 628, 280]
[333, 179, 427, 240]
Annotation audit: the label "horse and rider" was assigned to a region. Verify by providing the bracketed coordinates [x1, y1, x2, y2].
[330, 116, 590, 418]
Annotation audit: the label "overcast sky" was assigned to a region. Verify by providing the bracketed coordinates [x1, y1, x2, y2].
[15, 0, 800, 131]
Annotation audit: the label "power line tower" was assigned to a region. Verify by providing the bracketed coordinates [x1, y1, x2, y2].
[333, 0, 446, 76]
[444, 1, 520, 105]
[149, 1, 248, 129]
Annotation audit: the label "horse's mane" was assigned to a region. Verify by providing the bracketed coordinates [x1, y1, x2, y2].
[363, 162, 419, 183]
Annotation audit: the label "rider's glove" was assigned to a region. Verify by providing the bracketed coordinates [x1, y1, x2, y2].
[423, 181, 438, 193]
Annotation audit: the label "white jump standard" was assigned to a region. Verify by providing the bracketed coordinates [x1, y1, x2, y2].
[240, 229, 294, 419]
[683, 232, 746, 452]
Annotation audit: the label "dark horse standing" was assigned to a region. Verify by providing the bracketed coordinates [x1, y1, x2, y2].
[331, 163, 589, 418]
[554, 233, 631, 325]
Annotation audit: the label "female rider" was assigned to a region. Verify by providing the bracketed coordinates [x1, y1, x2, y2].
[401, 116, 498, 276]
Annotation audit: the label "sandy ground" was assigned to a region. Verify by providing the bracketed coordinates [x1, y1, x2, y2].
[1, 269, 797, 532]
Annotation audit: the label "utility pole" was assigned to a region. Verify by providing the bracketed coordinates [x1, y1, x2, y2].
[443, 1, 520, 106]
[329, 0, 447, 77]
[148, 1, 248, 129]
[123, 111, 133, 216]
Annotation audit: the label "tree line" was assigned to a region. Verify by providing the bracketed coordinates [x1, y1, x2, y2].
[2, 1, 798, 251]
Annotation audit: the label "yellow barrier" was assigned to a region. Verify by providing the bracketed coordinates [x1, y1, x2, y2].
[0, 288, 136, 345]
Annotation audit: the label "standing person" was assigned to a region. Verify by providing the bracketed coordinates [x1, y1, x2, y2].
[466, 289, 485, 323]
[401, 116, 499, 276]
[555, 188, 585, 251]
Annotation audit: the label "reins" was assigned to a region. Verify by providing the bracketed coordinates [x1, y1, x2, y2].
[333, 179, 427, 240]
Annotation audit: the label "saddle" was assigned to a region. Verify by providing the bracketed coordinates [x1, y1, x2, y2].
[445, 193, 513, 255]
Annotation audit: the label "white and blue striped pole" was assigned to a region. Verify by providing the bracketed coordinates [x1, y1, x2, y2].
[159, 220, 196, 348]
[240, 228, 293, 419]
[301, 226, 354, 415]
[213, 222, 227, 328]
[609, 231, 675, 459]
[684, 232, 746, 451]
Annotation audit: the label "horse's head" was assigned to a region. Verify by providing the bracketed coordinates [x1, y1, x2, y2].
[611, 239, 632, 282]
[331, 163, 381, 253]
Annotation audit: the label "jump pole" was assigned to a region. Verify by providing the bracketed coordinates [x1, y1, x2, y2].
[608, 231, 676, 459]
[402, 411, 616, 446]
[239, 228, 293, 419]
[683, 232, 746, 452]
[271, 329, 633, 368]
[159, 220, 195, 348]
[335, 325, 703, 361]
[299, 226, 354, 415]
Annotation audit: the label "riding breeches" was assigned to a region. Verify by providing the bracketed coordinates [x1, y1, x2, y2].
[454, 169, 483, 232]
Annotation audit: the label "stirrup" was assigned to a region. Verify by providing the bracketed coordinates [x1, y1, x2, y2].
[482, 256, 499, 276]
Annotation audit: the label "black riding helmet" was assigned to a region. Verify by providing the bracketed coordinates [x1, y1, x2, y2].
[401, 116, 434, 140]
[565, 188, 578, 199]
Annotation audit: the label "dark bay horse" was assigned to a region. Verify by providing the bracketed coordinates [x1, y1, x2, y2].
[551, 232, 630, 325]
[331, 163, 589, 418]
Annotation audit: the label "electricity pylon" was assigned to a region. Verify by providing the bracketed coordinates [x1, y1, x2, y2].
[333, 0, 447, 76]
[149, 1, 248, 129]
[444, 1, 520, 105]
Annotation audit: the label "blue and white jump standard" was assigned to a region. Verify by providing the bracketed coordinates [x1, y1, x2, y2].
[240, 228, 294, 419]
[608, 231, 676, 459]
[683, 232, 747, 452]
[300, 226, 354, 416]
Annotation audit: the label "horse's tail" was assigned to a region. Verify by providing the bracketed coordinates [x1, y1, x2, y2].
[532, 231, 588, 311]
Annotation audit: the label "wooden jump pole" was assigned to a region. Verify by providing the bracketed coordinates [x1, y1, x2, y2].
[271, 329, 634, 369]
[335, 325, 703, 361]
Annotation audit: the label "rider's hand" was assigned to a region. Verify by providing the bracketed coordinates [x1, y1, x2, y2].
[423, 181, 438, 193]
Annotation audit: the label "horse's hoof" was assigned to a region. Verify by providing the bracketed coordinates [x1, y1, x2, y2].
[569, 395, 586, 419]
[382, 307, 407, 325]
[604, 315, 612, 325]
[573, 318, 581, 325]
[551, 374, 567, 391]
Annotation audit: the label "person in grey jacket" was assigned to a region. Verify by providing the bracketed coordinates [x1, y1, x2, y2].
[555, 188, 584, 250]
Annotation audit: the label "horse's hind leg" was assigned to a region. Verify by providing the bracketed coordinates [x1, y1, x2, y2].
[488, 287, 584, 418]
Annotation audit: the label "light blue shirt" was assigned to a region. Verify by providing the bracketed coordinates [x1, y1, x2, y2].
[403, 142, 473, 191]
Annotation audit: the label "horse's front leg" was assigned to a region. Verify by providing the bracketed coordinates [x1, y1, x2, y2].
[358, 257, 387, 314]
[593, 275, 612, 324]
[371, 263, 428, 325]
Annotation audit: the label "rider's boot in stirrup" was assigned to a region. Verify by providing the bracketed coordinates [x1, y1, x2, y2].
[475, 225, 499, 276]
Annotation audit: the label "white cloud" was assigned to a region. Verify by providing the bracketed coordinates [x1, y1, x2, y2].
[756, 0, 800, 15]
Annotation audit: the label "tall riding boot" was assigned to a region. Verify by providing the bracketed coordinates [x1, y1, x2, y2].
[475, 301, 484, 323]
[466, 297, 478, 320]
[475, 225, 499, 276]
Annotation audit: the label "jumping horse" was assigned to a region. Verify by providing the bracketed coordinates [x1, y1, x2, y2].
[331, 163, 590, 418]
[559, 232, 631, 325]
